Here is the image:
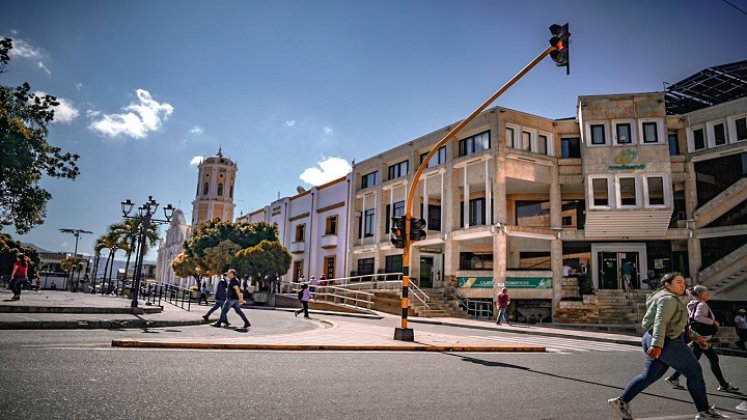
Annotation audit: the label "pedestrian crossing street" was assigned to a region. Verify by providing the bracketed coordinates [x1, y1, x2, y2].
[469, 334, 641, 354]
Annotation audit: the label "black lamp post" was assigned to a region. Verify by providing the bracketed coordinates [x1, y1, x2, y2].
[121, 196, 174, 311]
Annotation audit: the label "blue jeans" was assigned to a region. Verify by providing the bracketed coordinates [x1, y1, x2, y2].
[11, 276, 25, 296]
[218, 299, 249, 325]
[205, 299, 225, 317]
[620, 332, 709, 412]
[496, 307, 509, 324]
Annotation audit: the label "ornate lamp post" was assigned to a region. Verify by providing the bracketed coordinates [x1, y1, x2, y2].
[121, 196, 174, 311]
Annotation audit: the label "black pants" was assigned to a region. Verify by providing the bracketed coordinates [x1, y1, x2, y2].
[10, 277, 24, 297]
[199, 293, 208, 305]
[667, 342, 728, 386]
[737, 329, 747, 350]
[295, 301, 309, 318]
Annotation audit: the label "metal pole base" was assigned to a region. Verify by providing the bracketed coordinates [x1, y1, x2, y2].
[394, 328, 414, 342]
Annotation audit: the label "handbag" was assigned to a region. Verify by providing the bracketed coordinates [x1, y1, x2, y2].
[689, 301, 719, 336]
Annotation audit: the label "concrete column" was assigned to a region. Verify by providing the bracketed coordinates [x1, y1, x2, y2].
[444, 237, 459, 288]
[493, 152, 508, 299]
[684, 160, 701, 283]
[550, 164, 563, 317]
[463, 167, 469, 228]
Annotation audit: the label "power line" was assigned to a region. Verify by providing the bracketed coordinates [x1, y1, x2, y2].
[721, 0, 747, 16]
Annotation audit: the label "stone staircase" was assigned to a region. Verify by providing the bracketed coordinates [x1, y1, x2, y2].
[698, 241, 747, 297]
[596, 289, 649, 325]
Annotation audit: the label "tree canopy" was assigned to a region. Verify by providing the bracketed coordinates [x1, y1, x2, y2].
[0, 233, 40, 278]
[0, 37, 80, 234]
[174, 219, 291, 281]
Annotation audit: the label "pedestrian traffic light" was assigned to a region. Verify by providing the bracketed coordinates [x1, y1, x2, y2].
[390, 216, 406, 249]
[410, 218, 427, 242]
[549, 23, 570, 74]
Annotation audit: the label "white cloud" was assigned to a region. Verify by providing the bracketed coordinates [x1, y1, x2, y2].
[323, 126, 334, 136]
[88, 89, 174, 139]
[10, 29, 18, 35]
[75, 82, 83, 91]
[299, 157, 352, 186]
[189, 126, 204, 135]
[33, 91, 79, 124]
[37, 61, 51, 76]
[86, 110, 100, 118]
[190, 156, 204, 166]
[283, 120, 296, 127]
[8, 38, 42, 59]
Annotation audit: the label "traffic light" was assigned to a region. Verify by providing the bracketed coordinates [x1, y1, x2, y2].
[390, 216, 406, 249]
[410, 218, 427, 242]
[549, 23, 570, 75]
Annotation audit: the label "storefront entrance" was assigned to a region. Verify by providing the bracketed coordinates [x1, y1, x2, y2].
[591, 243, 647, 291]
[419, 256, 434, 288]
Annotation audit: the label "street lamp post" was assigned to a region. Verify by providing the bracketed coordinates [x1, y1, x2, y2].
[121, 196, 173, 312]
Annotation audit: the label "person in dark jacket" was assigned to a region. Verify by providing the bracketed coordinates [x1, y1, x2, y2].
[213, 269, 251, 329]
[203, 277, 228, 323]
[294, 284, 311, 318]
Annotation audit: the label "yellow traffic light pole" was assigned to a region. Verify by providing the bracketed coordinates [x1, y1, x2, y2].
[394, 45, 556, 341]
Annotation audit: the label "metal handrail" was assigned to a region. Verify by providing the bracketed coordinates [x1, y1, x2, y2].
[284, 282, 375, 310]
[407, 279, 431, 310]
[314, 278, 431, 311]
[458, 297, 493, 319]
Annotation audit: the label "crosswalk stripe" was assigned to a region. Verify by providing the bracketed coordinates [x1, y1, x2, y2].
[469, 335, 639, 353]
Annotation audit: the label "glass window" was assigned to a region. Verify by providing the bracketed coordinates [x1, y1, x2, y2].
[203, 182, 209, 195]
[458, 131, 491, 156]
[561, 137, 581, 158]
[427, 204, 441, 231]
[230, 185, 234, 198]
[668, 133, 680, 155]
[356, 258, 374, 276]
[616, 123, 632, 144]
[516, 200, 550, 227]
[506, 127, 515, 148]
[522, 131, 531, 151]
[295, 224, 305, 242]
[736, 117, 747, 141]
[693, 128, 705, 150]
[419, 146, 446, 168]
[293, 260, 304, 281]
[385, 255, 403, 274]
[647, 177, 665, 206]
[460, 198, 486, 226]
[642, 122, 658, 143]
[388, 160, 409, 180]
[361, 171, 378, 188]
[325, 216, 337, 235]
[537, 134, 548, 155]
[363, 209, 375, 237]
[385, 201, 405, 232]
[217, 183, 224, 196]
[459, 252, 493, 270]
[713, 123, 727, 146]
[619, 177, 637, 206]
[592, 178, 609, 206]
[591, 124, 606, 145]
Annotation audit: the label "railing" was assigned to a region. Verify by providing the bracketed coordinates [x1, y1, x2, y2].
[458, 297, 493, 319]
[285, 282, 375, 311]
[137, 283, 192, 311]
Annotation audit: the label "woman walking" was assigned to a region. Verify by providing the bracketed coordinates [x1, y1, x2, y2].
[10, 254, 30, 301]
[294, 283, 311, 318]
[607, 273, 729, 419]
[664, 285, 739, 392]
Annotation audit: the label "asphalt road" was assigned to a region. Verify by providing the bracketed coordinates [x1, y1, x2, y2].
[1, 311, 745, 420]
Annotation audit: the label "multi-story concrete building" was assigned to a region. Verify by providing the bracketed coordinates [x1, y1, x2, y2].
[237, 175, 350, 283]
[345, 60, 746, 322]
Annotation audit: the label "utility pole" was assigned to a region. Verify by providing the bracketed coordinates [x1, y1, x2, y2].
[394, 24, 571, 341]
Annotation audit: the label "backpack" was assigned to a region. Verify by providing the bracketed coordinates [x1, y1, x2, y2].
[689, 301, 719, 337]
[298, 290, 304, 301]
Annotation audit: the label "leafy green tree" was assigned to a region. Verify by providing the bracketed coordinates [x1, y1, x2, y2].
[202, 239, 241, 276]
[109, 218, 159, 280]
[0, 232, 40, 278]
[234, 240, 291, 281]
[171, 252, 204, 285]
[184, 219, 277, 260]
[0, 37, 80, 234]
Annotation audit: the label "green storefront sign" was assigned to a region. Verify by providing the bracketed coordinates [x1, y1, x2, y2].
[505, 277, 552, 289]
[457, 277, 494, 288]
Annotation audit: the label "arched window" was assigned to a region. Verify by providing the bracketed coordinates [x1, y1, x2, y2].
[230, 184, 234, 198]
[203, 182, 209, 195]
[217, 183, 224, 196]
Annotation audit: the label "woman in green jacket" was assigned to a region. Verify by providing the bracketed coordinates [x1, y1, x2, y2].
[607, 272, 729, 419]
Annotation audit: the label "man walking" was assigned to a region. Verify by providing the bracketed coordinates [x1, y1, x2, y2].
[203, 276, 228, 323]
[496, 287, 511, 325]
[295, 283, 312, 318]
[213, 269, 251, 329]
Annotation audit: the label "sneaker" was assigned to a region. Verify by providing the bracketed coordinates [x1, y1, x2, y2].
[211, 323, 222, 328]
[717, 383, 739, 392]
[242, 322, 251, 329]
[607, 397, 633, 420]
[202, 315, 209, 322]
[695, 406, 730, 418]
[665, 377, 685, 390]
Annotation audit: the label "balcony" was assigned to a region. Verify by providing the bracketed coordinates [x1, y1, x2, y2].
[320, 234, 338, 249]
[289, 242, 305, 254]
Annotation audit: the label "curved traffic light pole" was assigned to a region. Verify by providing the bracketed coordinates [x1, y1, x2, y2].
[394, 45, 556, 341]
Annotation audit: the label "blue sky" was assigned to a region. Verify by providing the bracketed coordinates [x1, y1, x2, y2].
[2, 0, 745, 260]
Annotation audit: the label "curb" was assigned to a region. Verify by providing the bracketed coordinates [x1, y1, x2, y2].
[409, 319, 642, 347]
[110, 339, 546, 352]
[0, 319, 210, 330]
[0, 305, 162, 314]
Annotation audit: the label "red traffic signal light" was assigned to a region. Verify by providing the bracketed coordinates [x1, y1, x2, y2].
[390, 216, 406, 249]
[409, 218, 427, 242]
[549, 23, 570, 74]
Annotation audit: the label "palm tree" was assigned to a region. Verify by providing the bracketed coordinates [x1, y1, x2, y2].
[94, 232, 119, 294]
[60, 256, 84, 290]
[109, 218, 159, 285]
